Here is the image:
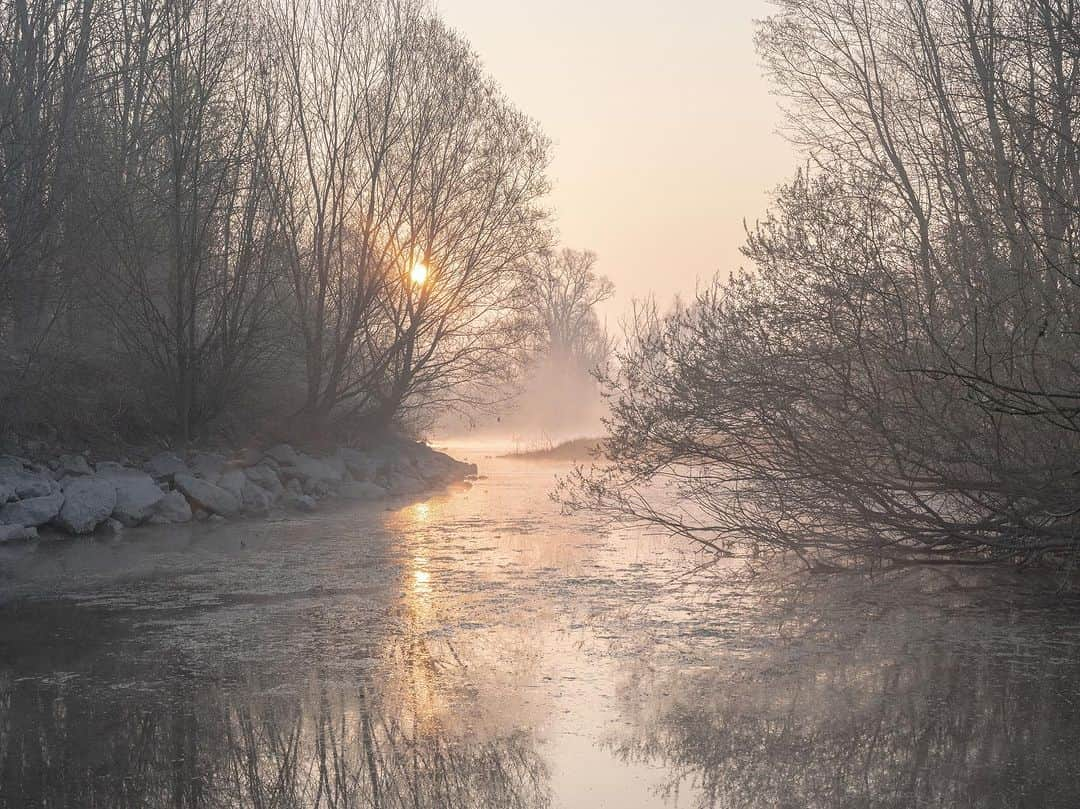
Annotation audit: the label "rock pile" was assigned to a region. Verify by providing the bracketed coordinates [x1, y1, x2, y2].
[0, 440, 476, 542]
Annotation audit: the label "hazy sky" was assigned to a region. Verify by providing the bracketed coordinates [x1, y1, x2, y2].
[436, 0, 797, 319]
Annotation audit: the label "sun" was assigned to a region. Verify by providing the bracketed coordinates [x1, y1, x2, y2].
[410, 261, 429, 286]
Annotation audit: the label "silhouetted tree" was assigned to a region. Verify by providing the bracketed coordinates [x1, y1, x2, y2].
[0, 0, 549, 445]
[565, 0, 1080, 567]
[521, 248, 613, 370]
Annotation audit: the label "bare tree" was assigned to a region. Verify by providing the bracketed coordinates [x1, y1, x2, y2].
[263, 0, 399, 432]
[520, 248, 613, 371]
[0, 0, 549, 444]
[86, 0, 285, 441]
[266, 0, 549, 437]
[565, 0, 1080, 569]
[0, 0, 93, 378]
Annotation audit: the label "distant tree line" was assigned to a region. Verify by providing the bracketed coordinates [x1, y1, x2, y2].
[0, 0, 549, 445]
[519, 248, 612, 373]
[501, 247, 612, 436]
[567, 0, 1080, 568]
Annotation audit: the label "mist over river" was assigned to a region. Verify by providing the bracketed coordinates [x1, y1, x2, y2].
[2, 442, 1079, 808]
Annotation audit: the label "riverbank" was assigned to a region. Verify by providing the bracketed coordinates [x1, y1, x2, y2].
[500, 437, 601, 461]
[0, 437, 477, 543]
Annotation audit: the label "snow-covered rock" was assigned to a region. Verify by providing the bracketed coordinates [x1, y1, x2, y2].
[385, 472, 427, 496]
[0, 524, 37, 542]
[0, 463, 57, 500]
[99, 469, 165, 526]
[284, 453, 343, 486]
[57, 454, 92, 477]
[20, 474, 57, 498]
[0, 438, 479, 539]
[323, 453, 349, 480]
[149, 490, 193, 524]
[241, 479, 274, 514]
[244, 464, 283, 498]
[217, 468, 247, 501]
[188, 452, 227, 483]
[266, 444, 300, 465]
[174, 473, 240, 516]
[0, 455, 33, 476]
[339, 480, 388, 500]
[236, 447, 265, 467]
[56, 476, 117, 534]
[337, 447, 377, 481]
[0, 491, 64, 527]
[144, 451, 188, 480]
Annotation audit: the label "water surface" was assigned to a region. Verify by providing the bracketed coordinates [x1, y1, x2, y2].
[2, 445, 1079, 807]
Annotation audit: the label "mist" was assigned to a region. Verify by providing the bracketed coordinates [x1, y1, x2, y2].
[445, 352, 608, 449]
[4, 1, 1080, 807]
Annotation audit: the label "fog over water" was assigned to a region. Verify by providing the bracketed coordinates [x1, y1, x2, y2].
[3, 447, 1078, 808]
[446, 360, 607, 449]
[2, 0, 1079, 804]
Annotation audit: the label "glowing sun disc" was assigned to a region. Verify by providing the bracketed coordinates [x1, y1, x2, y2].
[410, 261, 429, 286]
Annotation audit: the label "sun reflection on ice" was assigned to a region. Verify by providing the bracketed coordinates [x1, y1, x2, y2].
[411, 501, 431, 523]
[413, 566, 431, 591]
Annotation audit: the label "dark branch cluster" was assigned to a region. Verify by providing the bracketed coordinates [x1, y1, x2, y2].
[0, 0, 550, 444]
[564, 0, 1080, 569]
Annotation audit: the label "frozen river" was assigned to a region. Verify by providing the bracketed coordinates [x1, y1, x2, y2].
[2, 443, 1080, 807]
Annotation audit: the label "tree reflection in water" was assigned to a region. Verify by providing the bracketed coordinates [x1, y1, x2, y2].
[609, 571, 1080, 809]
[0, 667, 548, 809]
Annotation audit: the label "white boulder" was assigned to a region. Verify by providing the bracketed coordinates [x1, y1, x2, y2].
[174, 473, 240, 516]
[57, 454, 92, 477]
[100, 469, 165, 526]
[149, 490, 193, 524]
[266, 444, 300, 465]
[188, 452, 227, 483]
[244, 464, 283, 497]
[0, 491, 64, 527]
[241, 479, 274, 514]
[338, 447, 378, 480]
[286, 453, 343, 486]
[0, 455, 31, 473]
[323, 453, 349, 480]
[144, 451, 188, 480]
[0, 465, 57, 499]
[56, 476, 117, 534]
[218, 468, 247, 501]
[339, 480, 388, 500]
[385, 472, 427, 496]
[236, 447, 265, 467]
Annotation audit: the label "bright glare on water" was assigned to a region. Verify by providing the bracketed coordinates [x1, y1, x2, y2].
[2, 443, 1079, 808]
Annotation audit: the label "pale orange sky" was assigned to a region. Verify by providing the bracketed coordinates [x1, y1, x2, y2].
[436, 0, 797, 319]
